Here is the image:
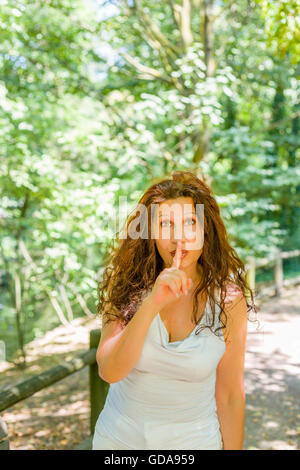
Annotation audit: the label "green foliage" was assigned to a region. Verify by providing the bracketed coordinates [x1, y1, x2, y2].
[255, 0, 300, 64]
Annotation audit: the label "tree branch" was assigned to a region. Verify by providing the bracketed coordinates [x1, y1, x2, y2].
[46, 291, 76, 330]
[76, 293, 94, 318]
[125, 22, 185, 92]
[203, 0, 216, 77]
[119, 51, 174, 84]
[134, 0, 180, 58]
[58, 284, 74, 322]
[181, 0, 194, 50]
[167, 0, 182, 33]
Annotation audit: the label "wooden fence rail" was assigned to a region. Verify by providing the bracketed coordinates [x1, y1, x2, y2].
[245, 249, 300, 298]
[0, 349, 96, 412]
[0, 249, 299, 450]
[0, 330, 104, 450]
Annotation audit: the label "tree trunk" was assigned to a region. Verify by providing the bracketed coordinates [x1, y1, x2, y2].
[14, 270, 27, 368]
[193, 0, 216, 169]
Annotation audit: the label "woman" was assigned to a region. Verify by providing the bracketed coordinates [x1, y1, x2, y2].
[92, 170, 257, 450]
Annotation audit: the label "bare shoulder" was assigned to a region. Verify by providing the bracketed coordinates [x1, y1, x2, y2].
[221, 283, 247, 343]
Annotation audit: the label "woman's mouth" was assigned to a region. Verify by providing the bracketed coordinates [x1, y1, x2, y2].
[170, 250, 188, 258]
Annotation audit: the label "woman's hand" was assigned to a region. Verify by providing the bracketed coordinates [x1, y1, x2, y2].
[147, 241, 193, 310]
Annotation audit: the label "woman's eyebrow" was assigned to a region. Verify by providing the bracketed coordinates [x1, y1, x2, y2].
[159, 212, 196, 218]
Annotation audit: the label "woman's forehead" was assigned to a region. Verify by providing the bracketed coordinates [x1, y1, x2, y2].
[156, 199, 196, 216]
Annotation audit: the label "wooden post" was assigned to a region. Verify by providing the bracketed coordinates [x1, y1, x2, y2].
[89, 329, 110, 437]
[275, 249, 283, 297]
[0, 415, 9, 450]
[245, 256, 255, 301]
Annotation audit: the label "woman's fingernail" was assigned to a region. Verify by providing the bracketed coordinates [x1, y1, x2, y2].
[176, 293, 179, 298]
[185, 290, 188, 295]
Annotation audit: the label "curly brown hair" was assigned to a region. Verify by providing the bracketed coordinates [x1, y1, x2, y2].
[96, 170, 259, 337]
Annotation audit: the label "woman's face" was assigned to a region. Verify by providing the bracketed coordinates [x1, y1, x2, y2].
[153, 197, 204, 269]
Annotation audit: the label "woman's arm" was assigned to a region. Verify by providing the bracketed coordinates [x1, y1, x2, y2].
[97, 249, 191, 384]
[215, 288, 248, 450]
[216, 395, 245, 450]
[96, 293, 159, 383]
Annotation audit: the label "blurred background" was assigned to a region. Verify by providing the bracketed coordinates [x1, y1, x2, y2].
[0, 0, 299, 450]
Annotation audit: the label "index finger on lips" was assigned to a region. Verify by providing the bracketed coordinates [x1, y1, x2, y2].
[169, 271, 188, 296]
[178, 270, 188, 295]
[171, 241, 182, 270]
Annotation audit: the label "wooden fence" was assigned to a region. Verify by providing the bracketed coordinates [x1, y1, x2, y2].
[245, 248, 300, 298]
[0, 329, 105, 450]
[0, 249, 299, 450]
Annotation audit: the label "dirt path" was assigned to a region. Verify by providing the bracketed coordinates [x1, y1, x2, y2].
[1, 284, 299, 450]
[244, 284, 300, 450]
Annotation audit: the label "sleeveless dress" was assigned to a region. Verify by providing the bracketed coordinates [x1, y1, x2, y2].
[92, 294, 226, 450]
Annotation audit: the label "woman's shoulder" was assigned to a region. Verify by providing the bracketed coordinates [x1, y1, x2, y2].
[225, 282, 243, 299]
[215, 282, 244, 306]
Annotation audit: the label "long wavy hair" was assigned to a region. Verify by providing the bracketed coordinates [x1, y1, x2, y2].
[97, 170, 258, 337]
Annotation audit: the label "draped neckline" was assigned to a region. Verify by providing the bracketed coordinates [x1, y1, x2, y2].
[157, 295, 209, 344]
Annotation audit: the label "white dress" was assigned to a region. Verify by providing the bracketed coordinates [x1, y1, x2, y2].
[92, 294, 226, 450]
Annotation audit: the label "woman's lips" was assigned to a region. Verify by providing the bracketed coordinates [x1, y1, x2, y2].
[170, 250, 188, 257]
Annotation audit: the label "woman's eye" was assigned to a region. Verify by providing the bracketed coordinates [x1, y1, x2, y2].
[161, 219, 195, 227]
[185, 218, 195, 225]
[161, 221, 171, 227]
